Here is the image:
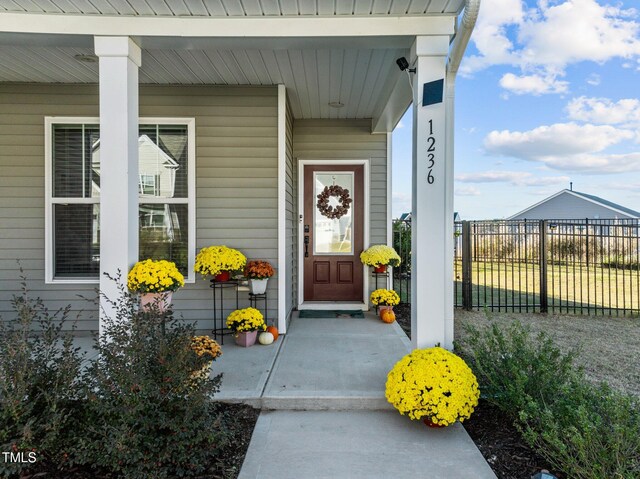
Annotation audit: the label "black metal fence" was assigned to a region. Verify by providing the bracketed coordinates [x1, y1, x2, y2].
[394, 218, 640, 316]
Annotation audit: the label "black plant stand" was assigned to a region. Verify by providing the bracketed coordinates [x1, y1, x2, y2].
[372, 271, 390, 313]
[248, 292, 269, 326]
[210, 279, 239, 344]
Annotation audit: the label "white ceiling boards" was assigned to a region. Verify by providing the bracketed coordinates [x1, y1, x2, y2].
[0, 0, 465, 125]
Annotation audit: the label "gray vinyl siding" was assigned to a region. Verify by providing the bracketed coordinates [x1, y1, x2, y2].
[292, 119, 388, 300]
[511, 191, 636, 221]
[0, 83, 278, 332]
[284, 98, 297, 316]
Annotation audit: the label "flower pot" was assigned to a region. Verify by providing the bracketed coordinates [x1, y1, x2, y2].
[423, 418, 447, 428]
[215, 271, 231, 282]
[374, 264, 387, 274]
[249, 278, 269, 294]
[235, 330, 258, 347]
[140, 291, 173, 312]
[379, 305, 393, 318]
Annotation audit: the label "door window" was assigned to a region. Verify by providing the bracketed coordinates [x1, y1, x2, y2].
[313, 172, 354, 255]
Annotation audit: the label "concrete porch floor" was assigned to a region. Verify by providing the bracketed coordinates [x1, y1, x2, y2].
[217, 311, 496, 479]
[214, 311, 412, 409]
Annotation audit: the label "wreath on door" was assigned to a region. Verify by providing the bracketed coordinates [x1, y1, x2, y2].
[317, 185, 352, 219]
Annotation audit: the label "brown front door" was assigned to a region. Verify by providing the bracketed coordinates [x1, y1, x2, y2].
[303, 164, 364, 301]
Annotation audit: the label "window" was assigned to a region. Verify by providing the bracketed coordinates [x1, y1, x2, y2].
[45, 118, 195, 283]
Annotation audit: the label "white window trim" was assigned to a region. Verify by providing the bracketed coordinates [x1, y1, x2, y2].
[45, 116, 196, 284]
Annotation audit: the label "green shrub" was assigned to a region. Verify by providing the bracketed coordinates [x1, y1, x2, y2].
[520, 381, 640, 479]
[79, 279, 227, 478]
[458, 318, 640, 479]
[456, 319, 579, 415]
[0, 276, 86, 477]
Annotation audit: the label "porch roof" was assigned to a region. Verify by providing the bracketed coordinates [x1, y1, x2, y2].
[1, 0, 465, 17]
[0, 1, 464, 130]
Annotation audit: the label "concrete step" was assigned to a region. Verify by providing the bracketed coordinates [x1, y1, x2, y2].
[260, 394, 394, 411]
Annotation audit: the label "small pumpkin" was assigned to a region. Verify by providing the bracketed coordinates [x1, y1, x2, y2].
[266, 325, 279, 341]
[380, 308, 396, 323]
[258, 331, 274, 345]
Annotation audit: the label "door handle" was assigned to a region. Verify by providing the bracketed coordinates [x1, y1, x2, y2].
[304, 235, 309, 257]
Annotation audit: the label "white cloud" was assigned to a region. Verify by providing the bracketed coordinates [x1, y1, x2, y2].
[541, 152, 640, 173]
[463, 0, 640, 94]
[456, 170, 570, 186]
[566, 96, 640, 126]
[586, 73, 601, 85]
[484, 122, 634, 158]
[605, 181, 640, 193]
[483, 122, 640, 173]
[455, 185, 482, 196]
[517, 0, 640, 68]
[462, 0, 525, 73]
[499, 72, 569, 95]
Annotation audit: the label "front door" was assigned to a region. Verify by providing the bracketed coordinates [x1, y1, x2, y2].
[303, 164, 364, 302]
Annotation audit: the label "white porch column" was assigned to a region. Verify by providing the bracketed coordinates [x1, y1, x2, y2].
[94, 36, 141, 335]
[410, 36, 453, 350]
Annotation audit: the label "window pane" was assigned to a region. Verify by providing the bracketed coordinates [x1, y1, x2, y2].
[138, 125, 188, 199]
[314, 172, 354, 254]
[53, 124, 100, 198]
[54, 204, 100, 278]
[139, 203, 188, 274]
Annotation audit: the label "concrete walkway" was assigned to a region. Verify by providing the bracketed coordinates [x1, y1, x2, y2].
[221, 312, 496, 479]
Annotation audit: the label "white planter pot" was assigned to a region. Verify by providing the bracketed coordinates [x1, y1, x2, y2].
[249, 278, 269, 295]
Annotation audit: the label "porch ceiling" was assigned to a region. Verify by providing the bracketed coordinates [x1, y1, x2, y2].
[0, 38, 408, 121]
[1, 0, 464, 16]
[0, 0, 463, 126]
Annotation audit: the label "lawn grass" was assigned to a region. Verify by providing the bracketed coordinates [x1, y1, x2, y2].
[455, 310, 640, 397]
[454, 260, 640, 314]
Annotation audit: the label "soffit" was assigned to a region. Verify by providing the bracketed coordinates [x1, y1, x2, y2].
[0, 0, 464, 16]
[0, 44, 407, 120]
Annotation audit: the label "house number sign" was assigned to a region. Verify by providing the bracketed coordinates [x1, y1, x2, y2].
[426, 119, 435, 184]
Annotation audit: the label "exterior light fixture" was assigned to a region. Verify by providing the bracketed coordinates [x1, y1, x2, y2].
[532, 470, 558, 479]
[74, 54, 98, 63]
[328, 101, 344, 109]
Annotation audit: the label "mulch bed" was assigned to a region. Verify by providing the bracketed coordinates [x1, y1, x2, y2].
[463, 401, 563, 479]
[394, 303, 561, 479]
[17, 403, 259, 479]
[209, 403, 260, 478]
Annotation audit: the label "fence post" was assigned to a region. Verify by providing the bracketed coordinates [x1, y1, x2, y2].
[539, 219, 548, 313]
[585, 217, 589, 269]
[462, 220, 473, 310]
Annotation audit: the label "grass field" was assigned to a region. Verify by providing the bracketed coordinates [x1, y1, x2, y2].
[455, 310, 640, 397]
[453, 260, 640, 314]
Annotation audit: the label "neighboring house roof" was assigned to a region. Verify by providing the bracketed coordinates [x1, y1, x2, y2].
[569, 190, 640, 218]
[508, 189, 640, 220]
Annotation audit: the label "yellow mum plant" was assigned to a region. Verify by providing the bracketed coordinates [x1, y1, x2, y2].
[190, 336, 222, 360]
[385, 347, 480, 427]
[194, 245, 247, 277]
[226, 307, 267, 333]
[360, 245, 401, 267]
[370, 289, 400, 306]
[127, 259, 185, 293]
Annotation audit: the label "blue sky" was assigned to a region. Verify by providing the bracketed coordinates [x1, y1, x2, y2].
[392, 0, 640, 220]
